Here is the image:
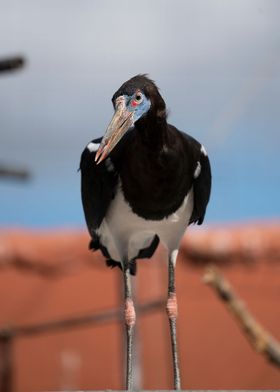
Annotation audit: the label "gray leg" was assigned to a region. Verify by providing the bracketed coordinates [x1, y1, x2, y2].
[123, 263, 136, 390]
[166, 250, 181, 389]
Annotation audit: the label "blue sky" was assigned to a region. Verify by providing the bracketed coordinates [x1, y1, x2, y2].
[0, 0, 280, 227]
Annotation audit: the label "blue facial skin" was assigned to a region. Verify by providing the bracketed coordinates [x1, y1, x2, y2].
[124, 92, 151, 124]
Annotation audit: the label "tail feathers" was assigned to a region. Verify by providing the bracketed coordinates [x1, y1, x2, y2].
[89, 238, 137, 275]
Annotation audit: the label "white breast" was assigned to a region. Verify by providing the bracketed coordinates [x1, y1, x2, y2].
[96, 180, 194, 265]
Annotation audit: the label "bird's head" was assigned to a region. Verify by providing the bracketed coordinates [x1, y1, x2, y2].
[95, 74, 166, 164]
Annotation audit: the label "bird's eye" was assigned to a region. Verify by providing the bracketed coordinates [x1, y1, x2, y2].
[131, 92, 143, 107]
[135, 93, 142, 102]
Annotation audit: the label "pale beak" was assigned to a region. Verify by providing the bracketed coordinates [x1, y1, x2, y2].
[95, 96, 134, 164]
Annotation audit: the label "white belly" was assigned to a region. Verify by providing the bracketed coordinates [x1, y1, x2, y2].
[96, 181, 194, 264]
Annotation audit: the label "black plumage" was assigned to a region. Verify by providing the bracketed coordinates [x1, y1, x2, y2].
[80, 75, 212, 389]
[80, 74, 211, 274]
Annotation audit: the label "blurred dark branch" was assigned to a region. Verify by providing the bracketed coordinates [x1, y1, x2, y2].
[0, 55, 29, 188]
[0, 56, 25, 74]
[0, 334, 12, 392]
[0, 299, 164, 339]
[0, 299, 163, 392]
[0, 166, 30, 181]
[203, 265, 280, 368]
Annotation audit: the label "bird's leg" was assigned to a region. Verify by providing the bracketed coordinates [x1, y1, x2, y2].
[166, 250, 181, 390]
[123, 262, 136, 390]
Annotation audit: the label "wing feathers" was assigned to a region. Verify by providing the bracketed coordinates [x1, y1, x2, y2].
[80, 138, 118, 233]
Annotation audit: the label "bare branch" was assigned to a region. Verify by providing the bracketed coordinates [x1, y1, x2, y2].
[0, 299, 164, 339]
[0, 56, 25, 74]
[203, 265, 280, 368]
[0, 166, 30, 181]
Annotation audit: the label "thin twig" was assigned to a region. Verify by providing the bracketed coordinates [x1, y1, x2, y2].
[0, 56, 25, 73]
[0, 166, 30, 181]
[203, 265, 280, 368]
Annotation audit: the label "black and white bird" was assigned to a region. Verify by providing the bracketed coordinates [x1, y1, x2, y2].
[80, 74, 211, 390]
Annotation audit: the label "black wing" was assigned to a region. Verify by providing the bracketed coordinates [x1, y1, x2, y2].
[80, 138, 118, 236]
[181, 132, 212, 225]
[190, 148, 211, 224]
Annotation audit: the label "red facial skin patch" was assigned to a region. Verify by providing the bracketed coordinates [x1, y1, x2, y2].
[131, 100, 138, 107]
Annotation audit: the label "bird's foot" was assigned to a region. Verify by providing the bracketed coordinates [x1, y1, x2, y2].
[125, 298, 136, 327]
[166, 292, 178, 320]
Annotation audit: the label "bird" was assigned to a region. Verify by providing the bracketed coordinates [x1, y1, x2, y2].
[80, 74, 211, 390]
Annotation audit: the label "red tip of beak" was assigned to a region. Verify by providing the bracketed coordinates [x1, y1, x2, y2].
[95, 145, 108, 165]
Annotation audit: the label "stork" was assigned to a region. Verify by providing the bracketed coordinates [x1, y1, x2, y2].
[80, 75, 211, 390]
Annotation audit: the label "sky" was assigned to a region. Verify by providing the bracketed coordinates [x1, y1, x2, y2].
[0, 0, 280, 227]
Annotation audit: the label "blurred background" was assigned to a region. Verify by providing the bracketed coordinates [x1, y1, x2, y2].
[0, 0, 280, 391]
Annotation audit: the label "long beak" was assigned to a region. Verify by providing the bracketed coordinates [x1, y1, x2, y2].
[95, 97, 134, 164]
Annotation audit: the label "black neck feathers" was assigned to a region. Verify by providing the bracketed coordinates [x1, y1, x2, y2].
[134, 111, 168, 150]
[134, 76, 169, 149]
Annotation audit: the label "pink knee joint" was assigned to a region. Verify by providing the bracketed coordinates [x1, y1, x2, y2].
[166, 292, 178, 320]
[125, 298, 136, 327]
